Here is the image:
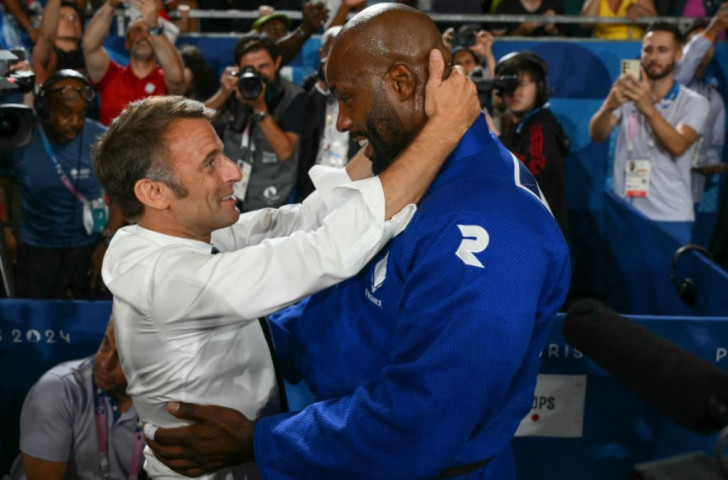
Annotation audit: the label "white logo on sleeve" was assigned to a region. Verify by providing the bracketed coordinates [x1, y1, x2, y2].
[455, 225, 489, 268]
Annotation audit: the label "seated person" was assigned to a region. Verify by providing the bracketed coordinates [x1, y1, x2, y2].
[580, 0, 657, 39]
[6, 319, 144, 480]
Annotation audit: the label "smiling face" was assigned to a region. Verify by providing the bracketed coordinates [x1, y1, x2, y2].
[325, 41, 416, 174]
[161, 118, 242, 240]
[43, 77, 91, 145]
[125, 19, 154, 61]
[641, 30, 682, 81]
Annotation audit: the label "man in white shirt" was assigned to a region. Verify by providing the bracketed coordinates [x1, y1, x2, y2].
[93, 58, 479, 479]
[589, 22, 710, 244]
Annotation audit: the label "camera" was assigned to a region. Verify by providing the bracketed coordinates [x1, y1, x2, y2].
[468, 68, 518, 97]
[452, 26, 477, 49]
[232, 66, 263, 101]
[0, 49, 35, 150]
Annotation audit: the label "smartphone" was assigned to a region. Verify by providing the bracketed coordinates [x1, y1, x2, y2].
[621, 59, 640, 79]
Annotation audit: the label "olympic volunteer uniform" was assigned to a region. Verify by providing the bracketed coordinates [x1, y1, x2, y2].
[7, 357, 143, 480]
[103, 167, 414, 479]
[263, 114, 571, 479]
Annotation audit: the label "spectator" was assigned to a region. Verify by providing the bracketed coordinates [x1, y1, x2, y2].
[676, 14, 728, 206]
[0, 70, 121, 299]
[296, 25, 359, 201]
[443, 24, 497, 78]
[273, 2, 329, 65]
[206, 34, 305, 212]
[6, 319, 144, 480]
[31, 0, 84, 85]
[589, 22, 709, 244]
[145, 5, 570, 480]
[252, 11, 292, 40]
[178, 44, 218, 101]
[496, 51, 569, 237]
[580, 0, 657, 39]
[82, 0, 186, 126]
[664, 0, 726, 16]
[492, 0, 563, 37]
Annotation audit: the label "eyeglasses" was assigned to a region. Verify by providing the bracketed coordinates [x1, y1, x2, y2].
[48, 84, 96, 103]
[59, 12, 79, 22]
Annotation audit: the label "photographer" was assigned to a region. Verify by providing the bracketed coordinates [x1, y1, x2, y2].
[205, 33, 305, 212]
[443, 24, 496, 79]
[495, 51, 569, 237]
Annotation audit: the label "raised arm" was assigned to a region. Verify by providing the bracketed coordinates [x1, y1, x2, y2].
[32, 0, 62, 83]
[589, 76, 626, 143]
[82, 0, 119, 82]
[134, 0, 186, 94]
[276, 2, 328, 66]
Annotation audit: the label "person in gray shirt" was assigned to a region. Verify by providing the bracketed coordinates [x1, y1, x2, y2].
[7, 319, 145, 480]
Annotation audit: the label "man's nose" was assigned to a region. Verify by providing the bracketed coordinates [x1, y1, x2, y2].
[224, 156, 243, 183]
[336, 110, 352, 132]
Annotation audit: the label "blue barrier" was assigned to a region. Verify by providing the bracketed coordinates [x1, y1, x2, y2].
[2, 300, 728, 478]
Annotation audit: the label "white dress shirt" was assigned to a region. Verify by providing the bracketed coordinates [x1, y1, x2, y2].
[102, 167, 414, 479]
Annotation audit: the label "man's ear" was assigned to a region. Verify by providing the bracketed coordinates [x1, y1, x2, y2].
[134, 178, 170, 211]
[387, 63, 416, 101]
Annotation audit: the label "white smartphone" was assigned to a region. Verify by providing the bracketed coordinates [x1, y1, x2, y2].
[621, 59, 641, 79]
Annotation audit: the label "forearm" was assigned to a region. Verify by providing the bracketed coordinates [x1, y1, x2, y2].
[204, 89, 232, 111]
[643, 106, 694, 157]
[589, 106, 617, 143]
[276, 29, 309, 66]
[378, 115, 470, 220]
[152, 35, 186, 94]
[83, 2, 115, 53]
[257, 117, 298, 161]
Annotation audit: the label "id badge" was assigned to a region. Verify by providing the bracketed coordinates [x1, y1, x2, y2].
[233, 160, 253, 201]
[625, 159, 651, 198]
[83, 198, 109, 235]
[319, 141, 349, 168]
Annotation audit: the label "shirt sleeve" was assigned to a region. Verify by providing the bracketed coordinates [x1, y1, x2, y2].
[18, 372, 75, 462]
[254, 214, 571, 479]
[674, 34, 712, 86]
[678, 91, 710, 137]
[149, 176, 416, 327]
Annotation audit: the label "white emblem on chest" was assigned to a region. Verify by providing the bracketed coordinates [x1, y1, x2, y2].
[455, 225, 489, 268]
[144, 82, 156, 94]
[371, 252, 389, 293]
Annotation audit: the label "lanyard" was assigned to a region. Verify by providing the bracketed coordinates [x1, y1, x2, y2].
[39, 125, 88, 204]
[240, 119, 256, 155]
[93, 380, 145, 480]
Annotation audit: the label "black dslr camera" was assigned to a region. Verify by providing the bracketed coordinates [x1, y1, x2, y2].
[468, 68, 518, 97]
[452, 26, 477, 49]
[232, 66, 263, 101]
[0, 48, 35, 150]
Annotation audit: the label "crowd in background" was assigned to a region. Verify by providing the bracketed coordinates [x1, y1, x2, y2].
[0, 0, 725, 299]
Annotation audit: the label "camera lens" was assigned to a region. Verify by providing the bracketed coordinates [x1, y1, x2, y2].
[237, 66, 263, 101]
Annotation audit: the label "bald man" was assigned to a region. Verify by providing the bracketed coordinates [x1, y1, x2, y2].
[146, 5, 570, 479]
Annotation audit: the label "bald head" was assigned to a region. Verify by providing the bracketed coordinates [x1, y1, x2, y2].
[329, 4, 448, 81]
[324, 4, 448, 175]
